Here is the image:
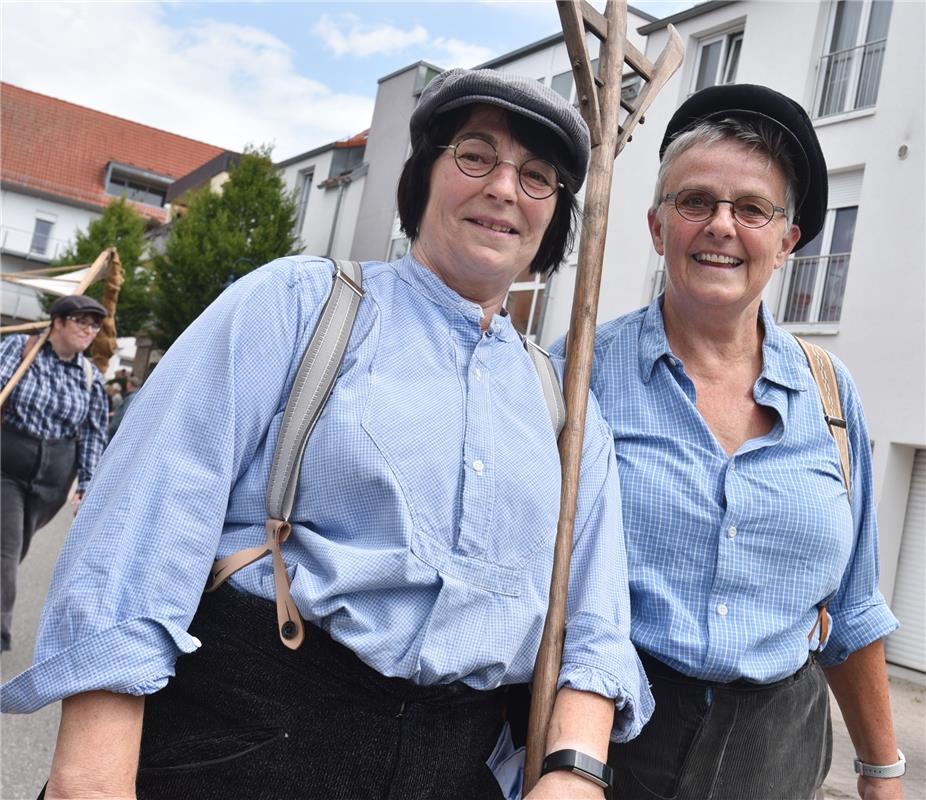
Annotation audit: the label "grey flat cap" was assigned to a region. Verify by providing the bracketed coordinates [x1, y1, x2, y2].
[410, 68, 590, 185]
[49, 294, 108, 318]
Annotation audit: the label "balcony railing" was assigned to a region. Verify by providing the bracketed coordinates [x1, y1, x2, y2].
[815, 39, 887, 118]
[1, 225, 69, 262]
[777, 252, 852, 324]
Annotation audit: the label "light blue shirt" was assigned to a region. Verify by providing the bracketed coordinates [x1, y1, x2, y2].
[553, 297, 898, 683]
[2, 255, 653, 741]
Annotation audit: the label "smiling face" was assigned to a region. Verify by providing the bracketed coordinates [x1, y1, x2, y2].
[412, 105, 557, 311]
[649, 139, 801, 320]
[49, 314, 102, 360]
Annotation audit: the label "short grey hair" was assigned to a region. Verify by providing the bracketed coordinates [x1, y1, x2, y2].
[653, 116, 798, 226]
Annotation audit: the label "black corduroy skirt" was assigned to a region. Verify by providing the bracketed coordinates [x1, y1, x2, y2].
[137, 584, 506, 800]
[609, 650, 832, 800]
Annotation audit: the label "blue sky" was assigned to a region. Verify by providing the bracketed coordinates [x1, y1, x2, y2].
[3, 1, 695, 161]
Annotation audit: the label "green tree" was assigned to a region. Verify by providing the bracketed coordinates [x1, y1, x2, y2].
[55, 198, 151, 335]
[150, 147, 299, 348]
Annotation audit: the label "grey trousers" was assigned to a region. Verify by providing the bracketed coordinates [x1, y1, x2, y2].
[1, 426, 76, 649]
[610, 650, 832, 800]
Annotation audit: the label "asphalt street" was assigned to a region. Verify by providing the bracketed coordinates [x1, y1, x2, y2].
[0, 502, 923, 799]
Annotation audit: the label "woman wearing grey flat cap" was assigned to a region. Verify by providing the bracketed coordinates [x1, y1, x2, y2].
[554, 84, 903, 799]
[0, 294, 109, 654]
[4, 68, 651, 800]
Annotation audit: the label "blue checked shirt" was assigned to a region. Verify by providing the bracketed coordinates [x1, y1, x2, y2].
[0, 335, 108, 491]
[2, 255, 653, 741]
[553, 297, 898, 683]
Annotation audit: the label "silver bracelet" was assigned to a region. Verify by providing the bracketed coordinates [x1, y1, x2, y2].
[854, 749, 905, 779]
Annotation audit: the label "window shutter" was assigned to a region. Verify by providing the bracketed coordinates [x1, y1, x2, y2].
[827, 169, 863, 208]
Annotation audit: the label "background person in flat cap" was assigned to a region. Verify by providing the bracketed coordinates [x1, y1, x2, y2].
[4, 68, 651, 800]
[0, 294, 109, 652]
[554, 84, 903, 799]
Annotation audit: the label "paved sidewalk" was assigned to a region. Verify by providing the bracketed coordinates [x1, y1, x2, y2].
[1, 503, 924, 799]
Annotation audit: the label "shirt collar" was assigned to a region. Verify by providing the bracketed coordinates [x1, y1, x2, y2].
[638, 295, 672, 383]
[758, 302, 810, 392]
[637, 295, 810, 391]
[396, 252, 519, 342]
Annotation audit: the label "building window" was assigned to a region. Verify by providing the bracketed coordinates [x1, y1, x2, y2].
[778, 205, 857, 324]
[295, 169, 314, 234]
[29, 218, 54, 255]
[815, 0, 892, 117]
[551, 69, 574, 102]
[105, 163, 170, 208]
[692, 29, 743, 92]
[506, 267, 548, 340]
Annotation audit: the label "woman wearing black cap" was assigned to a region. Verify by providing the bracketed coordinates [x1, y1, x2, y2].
[0, 295, 109, 652]
[568, 85, 903, 799]
[3, 70, 651, 800]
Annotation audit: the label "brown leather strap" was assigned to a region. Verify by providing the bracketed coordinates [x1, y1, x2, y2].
[795, 337, 851, 653]
[794, 337, 852, 500]
[205, 518, 305, 650]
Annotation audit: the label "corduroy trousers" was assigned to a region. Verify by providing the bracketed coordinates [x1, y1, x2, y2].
[136, 584, 507, 800]
[609, 650, 832, 800]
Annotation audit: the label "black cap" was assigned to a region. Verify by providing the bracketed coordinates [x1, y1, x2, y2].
[410, 68, 591, 187]
[660, 84, 827, 250]
[49, 295, 108, 319]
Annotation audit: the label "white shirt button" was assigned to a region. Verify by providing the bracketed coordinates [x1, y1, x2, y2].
[717, 603, 729, 616]
[474, 368, 483, 380]
[668, 357, 678, 367]
[727, 526, 737, 539]
[472, 459, 485, 474]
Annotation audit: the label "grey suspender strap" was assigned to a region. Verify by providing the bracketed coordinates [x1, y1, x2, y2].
[524, 337, 566, 437]
[794, 335, 852, 653]
[206, 260, 364, 650]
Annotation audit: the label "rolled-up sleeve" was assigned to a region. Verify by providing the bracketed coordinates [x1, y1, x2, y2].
[557, 394, 654, 742]
[1, 259, 332, 713]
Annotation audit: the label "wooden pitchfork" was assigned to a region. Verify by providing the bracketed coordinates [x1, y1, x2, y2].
[523, 1, 683, 792]
[0, 247, 123, 406]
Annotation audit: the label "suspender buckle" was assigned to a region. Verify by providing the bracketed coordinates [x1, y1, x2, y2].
[334, 264, 364, 298]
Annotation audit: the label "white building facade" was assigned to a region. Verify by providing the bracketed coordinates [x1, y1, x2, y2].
[288, 1, 924, 675]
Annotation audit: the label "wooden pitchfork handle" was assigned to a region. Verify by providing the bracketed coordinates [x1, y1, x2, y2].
[0, 247, 117, 408]
[523, 2, 683, 792]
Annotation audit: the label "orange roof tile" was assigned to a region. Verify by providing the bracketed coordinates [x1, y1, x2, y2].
[1, 83, 226, 223]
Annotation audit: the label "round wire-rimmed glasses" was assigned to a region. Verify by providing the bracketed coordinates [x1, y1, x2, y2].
[438, 137, 563, 200]
[663, 188, 786, 228]
[66, 316, 103, 332]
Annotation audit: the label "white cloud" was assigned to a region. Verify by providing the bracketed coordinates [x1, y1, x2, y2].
[1, 2, 374, 160]
[427, 37, 495, 69]
[311, 12, 494, 68]
[313, 13, 428, 57]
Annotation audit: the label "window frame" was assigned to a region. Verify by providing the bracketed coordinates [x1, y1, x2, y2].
[690, 27, 744, 93]
[814, 0, 892, 117]
[29, 217, 55, 256]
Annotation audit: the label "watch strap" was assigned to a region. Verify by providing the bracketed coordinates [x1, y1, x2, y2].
[854, 749, 906, 779]
[541, 748, 613, 789]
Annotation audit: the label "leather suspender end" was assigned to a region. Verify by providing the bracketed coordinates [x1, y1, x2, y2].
[824, 415, 847, 429]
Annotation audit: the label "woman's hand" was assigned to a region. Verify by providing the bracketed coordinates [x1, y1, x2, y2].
[69, 491, 83, 516]
[524, 770, 605, 799]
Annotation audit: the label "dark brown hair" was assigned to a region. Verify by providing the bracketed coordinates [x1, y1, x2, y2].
[396, 106, 580, 276]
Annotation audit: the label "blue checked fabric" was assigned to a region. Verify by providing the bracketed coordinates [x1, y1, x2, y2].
[0, 335, 108, 491]
[2, 254, 654, 742]
[553, 297, 898, 683]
